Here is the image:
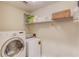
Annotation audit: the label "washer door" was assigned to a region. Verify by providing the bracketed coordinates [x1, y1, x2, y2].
[1, 37, 24, 57]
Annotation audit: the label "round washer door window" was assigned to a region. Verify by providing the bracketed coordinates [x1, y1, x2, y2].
[1, 37, 24, 57]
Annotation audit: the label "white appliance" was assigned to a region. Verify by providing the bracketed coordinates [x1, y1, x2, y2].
[0, 31, 26, 57]
[26, 37, 41, 57]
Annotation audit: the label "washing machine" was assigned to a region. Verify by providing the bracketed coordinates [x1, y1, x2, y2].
[0, 31, 26, 57]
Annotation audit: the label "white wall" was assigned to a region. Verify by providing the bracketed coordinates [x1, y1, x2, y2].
[31, 1, 77, 22]
[30, 1, 79, 57]
[0, 3, 29, 31]
[29, 21, 78, 57]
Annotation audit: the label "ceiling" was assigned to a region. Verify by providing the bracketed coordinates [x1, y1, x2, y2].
[0, 1, 57, 13]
